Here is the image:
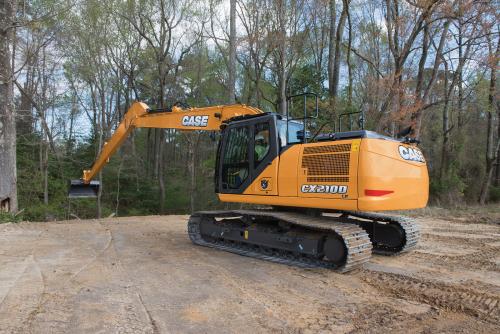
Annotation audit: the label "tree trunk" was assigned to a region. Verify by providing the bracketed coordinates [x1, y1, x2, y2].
[97, 171, 103, 218]
[457, 20, 464, 129]
[278, 67, 286, 115]
[158, 135, 166, 214]
[155, 74, 166, 214]
[496, 112, 500, 187]
[479, 108, 498, 204]
[479, 35, 499, 204]
[331, 0, 349, 106]
[43, 143, 49, 206]
[115, 157, 124, 216]
[439, 115, 450, 179]
[187, 133, 200, 214]
[228, 0, 236, 104]
[277, 0, 287, 115]
[18, 67, 34, 134]
[0, 0, 18, 213]
[346, 3, 353, 106]
[439, 61, 450, 180]
[38, 106, 49, 208]
[67, 94, 77, 154]
[96, 89, 106, 219]
[327, 0, 336, 103]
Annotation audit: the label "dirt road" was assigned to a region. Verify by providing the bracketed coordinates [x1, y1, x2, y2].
[0, 214, 498, 333]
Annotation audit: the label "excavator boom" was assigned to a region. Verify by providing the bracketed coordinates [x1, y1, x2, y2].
[68, 101, 262, 197]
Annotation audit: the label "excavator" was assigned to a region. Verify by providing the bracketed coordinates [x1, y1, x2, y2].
[69, 93, 428, 272]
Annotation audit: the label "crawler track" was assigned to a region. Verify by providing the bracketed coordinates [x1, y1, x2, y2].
[188, 210, 372, 272]
[341, 211, 420, 255]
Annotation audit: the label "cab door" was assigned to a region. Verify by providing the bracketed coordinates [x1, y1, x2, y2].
[216, 115, 279, 195]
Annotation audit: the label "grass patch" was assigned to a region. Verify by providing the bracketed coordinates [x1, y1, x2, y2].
[405, 205, 500, 224]
[0, 211, 24, 223]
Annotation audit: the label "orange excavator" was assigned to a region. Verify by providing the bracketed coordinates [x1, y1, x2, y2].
[69, 94, 428, 272]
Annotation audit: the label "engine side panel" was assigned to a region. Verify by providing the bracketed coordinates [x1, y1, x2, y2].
[357, 139, 429, 210]
[297, 139, 359, 200]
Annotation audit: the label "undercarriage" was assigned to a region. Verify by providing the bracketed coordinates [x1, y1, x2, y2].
[187, 209, 420, 272]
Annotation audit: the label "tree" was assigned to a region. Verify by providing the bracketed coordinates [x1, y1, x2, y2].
[269, 0, 306, 114]
[305, 0, 328, 85]
[0, 0, 17, 213]
[121, 0, 199, 213]
[237, 0, 273, 107]
[381, 0, 440, 134]
[330, 0, 350, 107]
[228, 0, 236, 103]
[327, 0, 336, 105]
[479, 33, 499, 204]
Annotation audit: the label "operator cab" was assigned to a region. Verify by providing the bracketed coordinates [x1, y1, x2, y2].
[216, 113, 279, 194]
[215, 92, 324, 195]
[215, 92, 373, 196]
[215, 113, 317, 195]
[215, 91, 319, 196]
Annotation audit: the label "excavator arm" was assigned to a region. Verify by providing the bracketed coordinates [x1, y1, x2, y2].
[69, 101, 262, 198]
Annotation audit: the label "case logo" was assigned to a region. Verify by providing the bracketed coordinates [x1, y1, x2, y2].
[398, 145, 425, 163]
[301, 185, 348, 194]
[261, 179, 269, 189]
[182, 115, 209, 127]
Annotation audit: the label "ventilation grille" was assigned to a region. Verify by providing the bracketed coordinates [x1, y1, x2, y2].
[302, 144, 351, 183]
[303, 144, 351, 154]
[307, 176, 350, 183]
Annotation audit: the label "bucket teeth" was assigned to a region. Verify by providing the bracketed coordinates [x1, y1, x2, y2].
[68, 180, 100, 198]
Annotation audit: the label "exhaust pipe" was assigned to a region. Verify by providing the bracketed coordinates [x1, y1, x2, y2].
[68, 180, 100, 198]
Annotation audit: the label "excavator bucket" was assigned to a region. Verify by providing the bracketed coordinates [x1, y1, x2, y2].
[68, 180, 100, 198]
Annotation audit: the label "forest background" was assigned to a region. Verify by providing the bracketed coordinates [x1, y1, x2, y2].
[0, 0, 498, 221]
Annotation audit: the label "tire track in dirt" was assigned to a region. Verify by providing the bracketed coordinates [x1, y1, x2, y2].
[422, 233, 498, 248]
[25, 254, 48, 334]
[97, 221, 157, 334]
[359, 270, 500, 323]
[189, 245, 358, 332]
[68, 228, 113, 281]
[188, 246, 291, 330]
[18, 221, 152, 333]
[427, 227, 499, 234]
[0, 224, 49, 333]
[412, 246, 499, 271]
[21, 222, 107, 333]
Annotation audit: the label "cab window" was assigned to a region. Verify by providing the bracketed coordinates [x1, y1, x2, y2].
[277, 120, 303, 146]
[221, 126, 250, 189]
[254, 123, 270, 166]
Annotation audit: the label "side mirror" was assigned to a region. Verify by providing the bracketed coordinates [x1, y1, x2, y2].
[396, 126, 412, 138]
[296, 130, 311, 141]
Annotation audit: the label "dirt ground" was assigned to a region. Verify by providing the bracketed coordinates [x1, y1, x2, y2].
[0, 213, 499, 334]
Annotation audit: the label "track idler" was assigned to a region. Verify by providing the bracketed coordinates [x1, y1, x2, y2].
[341, 211, 420, 255]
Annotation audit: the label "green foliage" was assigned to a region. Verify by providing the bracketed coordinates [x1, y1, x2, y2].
[489, 186, 500, 202]
[430, 167, 467, 205]
[0, 212, 23, 224]
[288, 64, 325, 97]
